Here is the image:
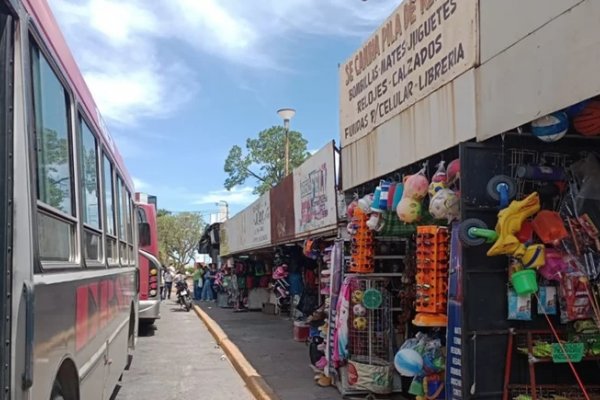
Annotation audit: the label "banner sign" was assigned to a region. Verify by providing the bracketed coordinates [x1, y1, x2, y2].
[293, 142, 337, 236]
[219, 193, 270, 255]
[270, 174, 295, 244]
[340, 0, 478, 147]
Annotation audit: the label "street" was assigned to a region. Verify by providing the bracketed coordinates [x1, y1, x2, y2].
[114, 299, 254, 400]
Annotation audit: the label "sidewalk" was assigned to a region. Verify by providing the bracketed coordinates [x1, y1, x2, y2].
[196, 302, 340, 400]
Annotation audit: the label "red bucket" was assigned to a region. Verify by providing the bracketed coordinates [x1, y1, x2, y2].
[293, 321, 309, 342]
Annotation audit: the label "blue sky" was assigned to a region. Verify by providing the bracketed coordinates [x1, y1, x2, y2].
[49, 0, 399, 216]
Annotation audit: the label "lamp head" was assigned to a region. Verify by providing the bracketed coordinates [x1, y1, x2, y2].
[277, 108, 296, 122]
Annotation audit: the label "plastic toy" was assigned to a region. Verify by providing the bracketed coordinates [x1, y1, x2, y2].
[363, 288, 383, 309]
[397, 198, 422, 223]
[486, 174, 517, 209]
[530, 112, 568, 142]
[459, 193, 540, 250]
[429, 188, 459, 222]
[487, 192, 541, 257]
[394, 348, 423, 377]
[353, 316, 368, 330]
[404, 172, 429, 199]
[353, 303, 367, 317]
[447, 159, 460, 186]
[351, 290, 364, 304]
[532, 210, 568, 245]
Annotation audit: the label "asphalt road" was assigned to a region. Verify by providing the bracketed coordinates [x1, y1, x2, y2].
[114, 299, 254, 400]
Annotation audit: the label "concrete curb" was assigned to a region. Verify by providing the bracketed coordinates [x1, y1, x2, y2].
[193, 305, 280, 400]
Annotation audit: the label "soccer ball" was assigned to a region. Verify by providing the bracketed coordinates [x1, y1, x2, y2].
[352, 290, 364, 304]
[353, 317, 368, 330]
[353, 304, 367, 317]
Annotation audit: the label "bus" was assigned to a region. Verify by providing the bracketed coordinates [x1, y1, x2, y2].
[1, 0, 142, 398]
[135, 194, 161, 327]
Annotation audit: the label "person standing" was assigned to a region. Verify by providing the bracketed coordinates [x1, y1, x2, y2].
[162, 266, 174, 300]
[201, 264, 214, 301]
[192, 263, 204, 301]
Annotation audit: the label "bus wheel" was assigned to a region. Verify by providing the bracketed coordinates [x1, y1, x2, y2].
[51, 360, 79, 400]
[50, 381, 65, 400]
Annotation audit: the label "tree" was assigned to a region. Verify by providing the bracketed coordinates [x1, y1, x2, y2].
[157, 211, 204, 270]
[224, 126, 310, 195]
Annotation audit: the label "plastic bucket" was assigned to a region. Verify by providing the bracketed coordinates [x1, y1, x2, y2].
[511, 269, 538, 295]
[293, 321, 309, 342]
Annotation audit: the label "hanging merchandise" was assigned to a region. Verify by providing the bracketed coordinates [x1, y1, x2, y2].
[573, 99, 600, 136]
[428, 161, 448, 198]
[530, 111, 569, 142]
[413, 226, 449, 327]
[349, 208, 375, 274]
[394, 332, 446, 398]
[397, 167, 429, 223]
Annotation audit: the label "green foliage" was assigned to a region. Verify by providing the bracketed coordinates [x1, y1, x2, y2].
[39, 128, 70, 209]
[157, 211, 204, 270]
[157, 208, 171, 218]
[224, 126, 309, 195]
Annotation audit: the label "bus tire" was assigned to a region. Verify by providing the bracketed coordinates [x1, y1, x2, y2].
[51, 360, 79, 400]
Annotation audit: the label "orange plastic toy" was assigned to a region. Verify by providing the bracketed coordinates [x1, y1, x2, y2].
[532, 210, 568, 245]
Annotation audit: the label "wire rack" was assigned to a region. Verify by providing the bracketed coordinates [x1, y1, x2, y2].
[508, 384, 600, 400]
[509, 148, 572, 204]
[348, 278, 393, 364]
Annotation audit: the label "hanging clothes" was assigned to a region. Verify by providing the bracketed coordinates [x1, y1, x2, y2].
[333, 277, 351, 366]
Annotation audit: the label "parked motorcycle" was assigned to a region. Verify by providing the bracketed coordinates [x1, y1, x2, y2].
[175, 280, 192, 311]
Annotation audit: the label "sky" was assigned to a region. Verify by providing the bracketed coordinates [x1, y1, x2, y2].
[48, 0, 399, 217]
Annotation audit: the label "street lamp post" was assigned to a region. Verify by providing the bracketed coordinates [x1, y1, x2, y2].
[216, 200, 229, 222]
[277, 108, 296, 176]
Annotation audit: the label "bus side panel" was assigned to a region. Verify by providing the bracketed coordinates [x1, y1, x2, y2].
[32, 269, 136, 400]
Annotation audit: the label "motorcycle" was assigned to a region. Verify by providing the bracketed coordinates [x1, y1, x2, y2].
[175, 280, 193, 311]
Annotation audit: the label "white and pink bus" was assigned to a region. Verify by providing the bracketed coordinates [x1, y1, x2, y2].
[1, 0, 144, 398]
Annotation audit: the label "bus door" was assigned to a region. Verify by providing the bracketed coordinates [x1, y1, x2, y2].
[0, 3, 13, 395]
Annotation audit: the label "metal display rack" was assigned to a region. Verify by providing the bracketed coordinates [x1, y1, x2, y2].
[334, 237, 410, 397]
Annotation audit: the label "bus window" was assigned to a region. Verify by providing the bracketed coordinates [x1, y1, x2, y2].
[79, 118, 102, 262]
[31, 44, 75, 262]
[117, 177, 127, 266]
[127, 192, 134, 264]
[103, 154, 117, 264]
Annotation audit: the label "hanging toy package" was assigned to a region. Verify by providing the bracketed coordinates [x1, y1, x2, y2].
[397, 165, 429, 223]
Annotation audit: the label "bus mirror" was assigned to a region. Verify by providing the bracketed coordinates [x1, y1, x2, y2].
[138, 222, 151, 247]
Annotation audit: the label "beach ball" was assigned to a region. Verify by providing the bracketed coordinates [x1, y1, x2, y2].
[574, 100, 600, 136]
[351, 290, 364, 304]
[396, 198, 422, 223]
[531, 112, 568, 142]
[428, 180, 447, 198]
[394, 348, 424, 377]
[447, 159, 460, 186]
[353, 304, 367, 317]
[429, 188, 459, 222]
[404, 174, 429, 199]
[564, 100, 589, 118]
[353, 317, 368, 330]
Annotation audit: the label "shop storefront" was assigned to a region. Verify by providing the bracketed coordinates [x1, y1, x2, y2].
[217, 142, 340, 318]
[331, 1, 600, 399]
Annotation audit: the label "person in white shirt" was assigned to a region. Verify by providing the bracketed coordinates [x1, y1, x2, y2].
[162, 266, 174, 300]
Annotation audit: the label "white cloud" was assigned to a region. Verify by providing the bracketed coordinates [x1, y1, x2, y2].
[132, 176, 150, 192]
[49, 0, 399, 125]
[194, 187, 257, 207]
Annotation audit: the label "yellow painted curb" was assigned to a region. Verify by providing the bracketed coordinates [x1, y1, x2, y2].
[193, 305, 280, 400]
